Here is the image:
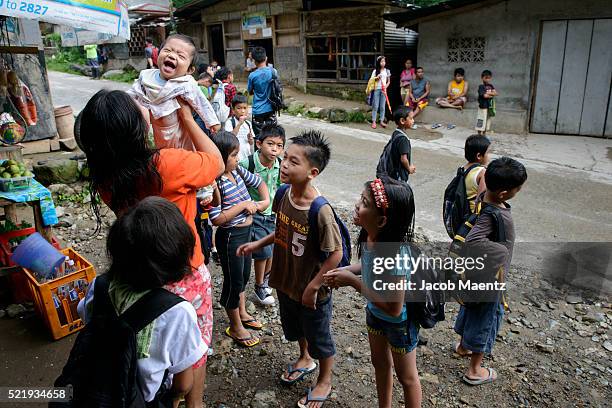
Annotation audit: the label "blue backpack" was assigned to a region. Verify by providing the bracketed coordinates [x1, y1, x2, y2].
[274, 184, 351, 267]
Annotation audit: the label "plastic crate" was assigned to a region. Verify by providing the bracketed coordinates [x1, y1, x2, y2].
[0, 175, 32, 192]
[0, 227, 60, 303]
[21, 248, 96, 340]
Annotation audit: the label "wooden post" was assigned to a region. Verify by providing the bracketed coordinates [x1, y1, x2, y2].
[3, 203, 17, 224]
[32, 201, 53, 243]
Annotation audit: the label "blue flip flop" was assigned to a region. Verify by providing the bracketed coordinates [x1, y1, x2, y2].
[296, 387, 330, 408]
[280, 362, 318, 385]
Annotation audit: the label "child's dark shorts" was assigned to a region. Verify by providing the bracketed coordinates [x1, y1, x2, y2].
[277, 290, 335, 360]
[454, 301, 504, 354]
[251, 213, 275, 260]
[366, 308, 420, 354]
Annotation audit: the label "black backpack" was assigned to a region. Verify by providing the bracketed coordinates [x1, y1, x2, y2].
[50, 274, 184, 408]
[376, 131, 410, 181]
[443, 164, 483, 239]
[405, 245, 445, 329]
[447, 200, 508, 305]
[268, 70, 285, 114]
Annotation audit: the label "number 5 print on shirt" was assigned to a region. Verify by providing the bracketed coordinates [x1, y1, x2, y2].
[292, 232, 306, 256]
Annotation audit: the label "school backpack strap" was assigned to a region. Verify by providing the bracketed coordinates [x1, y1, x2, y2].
[119, 288, 185, 334]
[92, 273, 113, 319]
[307, 196, 352, 266]
[247, 154, 255, 173]
[273, 183, 290, 212]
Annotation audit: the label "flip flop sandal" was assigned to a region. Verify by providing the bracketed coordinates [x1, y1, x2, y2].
[452, 342, 473, 357]
[280, 361, 318, 385]
[296, 387, 330, 408]
[224, 327, 260, 348]
[431, 123, 442, 129]
[447, 124, 457, 129]
[462, 367, 497, 386]
[241, 319, 263, 330]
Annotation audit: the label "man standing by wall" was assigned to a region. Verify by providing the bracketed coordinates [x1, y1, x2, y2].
[144, 38, 158, 69]
[84, 44, 100, 79]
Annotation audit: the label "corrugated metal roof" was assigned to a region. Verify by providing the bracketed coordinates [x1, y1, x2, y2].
[383, 19, 417, 51]
[385, 0, 497, 27]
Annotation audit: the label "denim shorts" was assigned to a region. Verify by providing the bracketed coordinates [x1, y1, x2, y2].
[251, 213, 275, 260]
[278, 290, 335, 360]
[366, 308, 420, 354]
[454, 301, 504, 354]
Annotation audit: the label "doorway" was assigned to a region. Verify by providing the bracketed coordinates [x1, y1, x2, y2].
[207, 24, 225, 66]
[245, 39, 274, 66]
[531, 19, 612, 137]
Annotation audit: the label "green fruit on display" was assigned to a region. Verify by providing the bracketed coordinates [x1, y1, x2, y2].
[2, 172, 11, 179]
[23, 171, 33, 177]
[8, 165, 20, 174]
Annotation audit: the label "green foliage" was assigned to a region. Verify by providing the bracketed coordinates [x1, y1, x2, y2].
[285, 104, 306, 116]
[347, 110, 368, 123]
[57, 187, 90, 204]
[0, 219, 33, 246]
[104, 70, 139, 83]
[46, 60, 83, 76]
[44, 33, 61, 48]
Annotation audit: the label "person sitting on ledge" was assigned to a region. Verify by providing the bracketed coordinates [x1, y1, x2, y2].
[436, 68, 468, 110]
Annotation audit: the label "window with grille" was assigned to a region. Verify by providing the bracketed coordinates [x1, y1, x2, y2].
[306, 33, 381, 81]
[447, 37, 485, 63]
[128, 26, 146, 57]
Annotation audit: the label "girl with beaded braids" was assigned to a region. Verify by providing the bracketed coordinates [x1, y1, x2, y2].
[324, 176, 421, 408]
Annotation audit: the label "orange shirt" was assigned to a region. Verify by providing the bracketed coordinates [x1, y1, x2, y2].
[101, 149, 220, 269]
[157, 149, 220, 268]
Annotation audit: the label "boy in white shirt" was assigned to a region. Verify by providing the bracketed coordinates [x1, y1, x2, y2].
[224, 94, 254, 162]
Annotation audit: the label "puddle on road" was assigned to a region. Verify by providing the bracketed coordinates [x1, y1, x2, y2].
[342, 122, 443, 141]
[410, 128, 443, 141]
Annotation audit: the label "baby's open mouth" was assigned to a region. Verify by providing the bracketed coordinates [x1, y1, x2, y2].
[163, 60, 176, 69]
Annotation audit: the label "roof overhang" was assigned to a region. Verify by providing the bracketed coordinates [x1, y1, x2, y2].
[385, 0, 504, 28]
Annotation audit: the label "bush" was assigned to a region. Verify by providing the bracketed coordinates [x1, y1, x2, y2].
[348, 110, 368, 123]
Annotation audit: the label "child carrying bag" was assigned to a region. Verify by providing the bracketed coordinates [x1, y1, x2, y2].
[273, 184, 352, 267]
[51, 274, 184, 408]
[211, 80, 230, 124]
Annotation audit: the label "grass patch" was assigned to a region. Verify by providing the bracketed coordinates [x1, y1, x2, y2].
[285, 104, 306, 116]
[104, 70, 139, 83]
[347, 110, 368, 123]
[46, 60, 83, 76]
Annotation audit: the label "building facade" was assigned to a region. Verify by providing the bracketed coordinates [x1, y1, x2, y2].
[387, 0, 612, 136]
[177, 0, 416, 103]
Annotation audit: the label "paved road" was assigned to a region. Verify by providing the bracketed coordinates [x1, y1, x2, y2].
[47, 71, 612, 244]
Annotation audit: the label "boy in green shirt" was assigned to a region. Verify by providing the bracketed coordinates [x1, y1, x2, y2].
[239, 124, 285, 305]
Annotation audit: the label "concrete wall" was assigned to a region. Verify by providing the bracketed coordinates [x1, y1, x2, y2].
[226, 50, 245, 78]
[414, 0, 612, 132]
[275, 46, 304, 86]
